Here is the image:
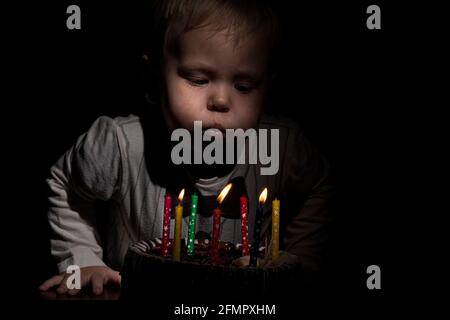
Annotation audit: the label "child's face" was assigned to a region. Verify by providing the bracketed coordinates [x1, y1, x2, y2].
[162, 26, 270, 132]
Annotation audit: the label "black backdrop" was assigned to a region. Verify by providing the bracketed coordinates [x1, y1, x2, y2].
[9, 0, 427, 314]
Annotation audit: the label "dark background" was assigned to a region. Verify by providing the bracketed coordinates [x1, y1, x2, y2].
[9, 0, 435, 314]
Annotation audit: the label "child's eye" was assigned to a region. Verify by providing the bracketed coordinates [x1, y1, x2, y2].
[187, 77, 209, 86]
[235, 83, 255, 94]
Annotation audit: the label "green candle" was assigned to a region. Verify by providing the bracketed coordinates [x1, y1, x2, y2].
[187, 193, 198, 254]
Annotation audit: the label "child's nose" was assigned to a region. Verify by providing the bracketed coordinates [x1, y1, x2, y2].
[207, 85, 230, 113]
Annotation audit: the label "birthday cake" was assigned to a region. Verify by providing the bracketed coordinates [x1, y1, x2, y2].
[120, 233, 301, 301]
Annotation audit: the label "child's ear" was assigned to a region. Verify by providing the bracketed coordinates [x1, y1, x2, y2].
[141, 53, 161, 105]
[141, 53, 153, 82]
[263, 72, 279, 114]
[264, 72, 278, 92]
[141, 54, 151, 103]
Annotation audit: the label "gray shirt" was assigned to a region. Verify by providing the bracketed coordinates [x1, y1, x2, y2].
[47, 114, 333, 273]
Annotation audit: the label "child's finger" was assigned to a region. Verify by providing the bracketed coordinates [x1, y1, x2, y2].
[91, 272, 104, 295]
[106, 269, 122, 286]
[39, 274, 65, 291]
[67, 288, 81, 296]
[81, 272, 92, 287]
[56, 275, 70, 294]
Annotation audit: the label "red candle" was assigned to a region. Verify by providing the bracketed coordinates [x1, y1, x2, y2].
[161, 193, 172, 257]
[211, 208, 221, 265]
[211, 183, 232, 265]
[240, 195, 249, 256]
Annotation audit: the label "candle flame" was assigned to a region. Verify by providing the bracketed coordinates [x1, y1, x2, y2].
[259, 188, 268, 204]
[217, 183, 232, 204]
[178, 189, 185, 202]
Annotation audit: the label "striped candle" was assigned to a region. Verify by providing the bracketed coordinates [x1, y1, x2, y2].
[173, 189, 184, 261]
[187, 193, 198, 254]
[161, 193, 172, 257]
[271, 198, 280, 262]
[240, 195, 249, 256]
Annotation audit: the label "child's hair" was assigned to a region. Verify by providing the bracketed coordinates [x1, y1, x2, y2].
[142, 0, 281, 103]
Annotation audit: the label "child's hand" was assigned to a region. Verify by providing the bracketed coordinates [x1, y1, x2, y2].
[39, 266, 121, 296]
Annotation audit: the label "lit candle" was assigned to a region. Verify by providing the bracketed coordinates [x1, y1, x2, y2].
[173, 189, 184, 261]
[187, 193, 198, 254]
[271, 198, 280, 262]
[212, 183, 232, 265]
[240, 194, 249, 256]
[250, 188, 267, 267]
[161, 193, 172, 257]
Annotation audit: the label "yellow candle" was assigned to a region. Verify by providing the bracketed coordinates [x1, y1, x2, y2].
[173, 189, 184, 261]
[271, 198, 280, 262]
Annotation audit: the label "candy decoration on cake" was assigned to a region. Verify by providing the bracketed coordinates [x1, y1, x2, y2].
[240, 194, 249, 256]
[161, 193, 172, 257]
[250, 188, 267, 267]
[212, 183, 232, 265]
[187, 193, 198, 255]
[173, 189, 184, 261]
[271, 198, 280, 262]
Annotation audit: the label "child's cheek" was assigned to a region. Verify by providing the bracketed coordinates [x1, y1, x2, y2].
[168, 81, 206, 126]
